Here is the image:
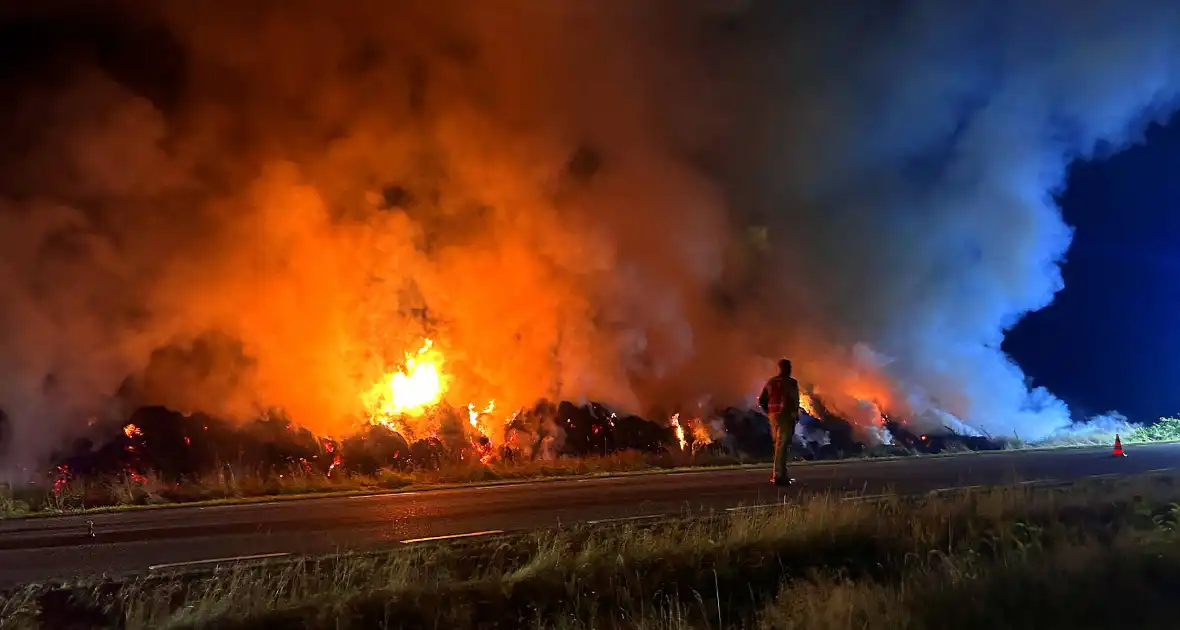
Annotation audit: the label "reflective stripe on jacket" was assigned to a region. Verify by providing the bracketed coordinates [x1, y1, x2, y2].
[766, 376, 784, 413]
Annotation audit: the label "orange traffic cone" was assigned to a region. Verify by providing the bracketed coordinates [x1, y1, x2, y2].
[1112, 434, 1126, 457]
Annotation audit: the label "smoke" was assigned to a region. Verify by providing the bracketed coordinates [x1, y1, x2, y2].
[1, 0, 1179, 470]
[710, 0, 1180, 439]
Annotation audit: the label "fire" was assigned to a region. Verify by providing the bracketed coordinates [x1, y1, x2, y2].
[799, 393, 820, 418]
[689, 418, 712, 452]
[123, 423, 143, 438]
[52, 464, 70, 495]
[468, 400, 496, 430]
[467, 401, 498, 463]
[358, 339, 507, 466]
[670, 413, 686, 450]
[363, 339, 447, 435]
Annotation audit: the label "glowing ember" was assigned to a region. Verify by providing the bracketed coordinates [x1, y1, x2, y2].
[123, 423, 143, 438]
[475, 437, 495, 464]
[465, 401, 499, 463]
[670, 413, 686, 450]
[52, 464, 70, 495]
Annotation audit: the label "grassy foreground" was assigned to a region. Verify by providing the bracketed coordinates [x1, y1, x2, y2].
[5, 472, 1180, 629]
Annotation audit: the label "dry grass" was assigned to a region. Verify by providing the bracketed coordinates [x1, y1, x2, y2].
[5, 472, 1180, 629]
[0, 450, 751, 518]
[2, 423, 1173, 519]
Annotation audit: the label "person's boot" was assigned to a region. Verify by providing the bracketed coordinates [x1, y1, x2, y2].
[771, 474, 795, 487]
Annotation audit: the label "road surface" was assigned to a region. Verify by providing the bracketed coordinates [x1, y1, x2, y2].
[2, 443, 1177, 586]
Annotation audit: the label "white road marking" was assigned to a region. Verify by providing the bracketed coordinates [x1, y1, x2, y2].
[930, 485, 985, 493]
[400, 530, 504, 544]
[1145, 468, 1176, 474]
[586, 514, 664, 525]
[840, 494, 890, 502]
[726, 503, 788, 512]
[198, 502, 279, 510]
[148, 552, 291, 571]
[349, 492, 418, 499]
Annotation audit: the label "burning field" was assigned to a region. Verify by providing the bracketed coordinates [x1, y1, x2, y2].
[1, 0, 1176, 496]
[20, 333, 1006, 511]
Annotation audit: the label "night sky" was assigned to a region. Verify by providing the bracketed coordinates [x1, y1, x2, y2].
[1006, 114, 1180, 423]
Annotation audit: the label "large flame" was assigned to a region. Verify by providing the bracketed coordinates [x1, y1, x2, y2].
[363, 339, 447, 436]
[670, 412, 687, 450]
[361, 339, 504, 451]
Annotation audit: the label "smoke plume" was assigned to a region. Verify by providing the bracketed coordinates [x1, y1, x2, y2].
[1, 0, 1179, 470]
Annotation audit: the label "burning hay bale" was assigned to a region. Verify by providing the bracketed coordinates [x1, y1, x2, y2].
[337, 425, 411, 475]
[552, 402, 669, 457]
[25, 383, 1009, 491]
[716, 407, 774, 458]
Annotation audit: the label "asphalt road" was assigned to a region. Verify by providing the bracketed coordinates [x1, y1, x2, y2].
[2, 442, 1178, 586]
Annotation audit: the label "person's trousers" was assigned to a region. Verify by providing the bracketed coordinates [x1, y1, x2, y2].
[770, 411, 797, 480]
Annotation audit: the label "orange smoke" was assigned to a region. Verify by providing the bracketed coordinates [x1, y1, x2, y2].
[0, 1, 921, 469]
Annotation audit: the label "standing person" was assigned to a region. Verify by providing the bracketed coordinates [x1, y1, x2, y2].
[759, 358, 799, 486]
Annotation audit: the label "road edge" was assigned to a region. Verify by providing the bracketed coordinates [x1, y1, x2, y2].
[4, 439, 1172, 521]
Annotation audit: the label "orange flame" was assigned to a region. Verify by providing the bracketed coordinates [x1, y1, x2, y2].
[467, 399, 496, 431]
[361, 340, 505, 463]
[689, 417, 712, 451]
[123, 423, 143, 438]
[363, 339, 447, 436]
[670, 413, 686, 450]
[799, 393, 820, 418]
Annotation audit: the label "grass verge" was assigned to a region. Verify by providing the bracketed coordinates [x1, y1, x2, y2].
[6, 430, 1176, 520]
[4, 472, 1180, 629]
[0, 451, 759, 518]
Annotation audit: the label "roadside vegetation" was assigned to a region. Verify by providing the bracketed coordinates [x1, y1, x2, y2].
[1007, 413, 1179, 449]
[0, 450, 753, 517]
[1129, 414, 1180, 442]
[4, 413, 1179, 518]
[4, 472, 1180, 629]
